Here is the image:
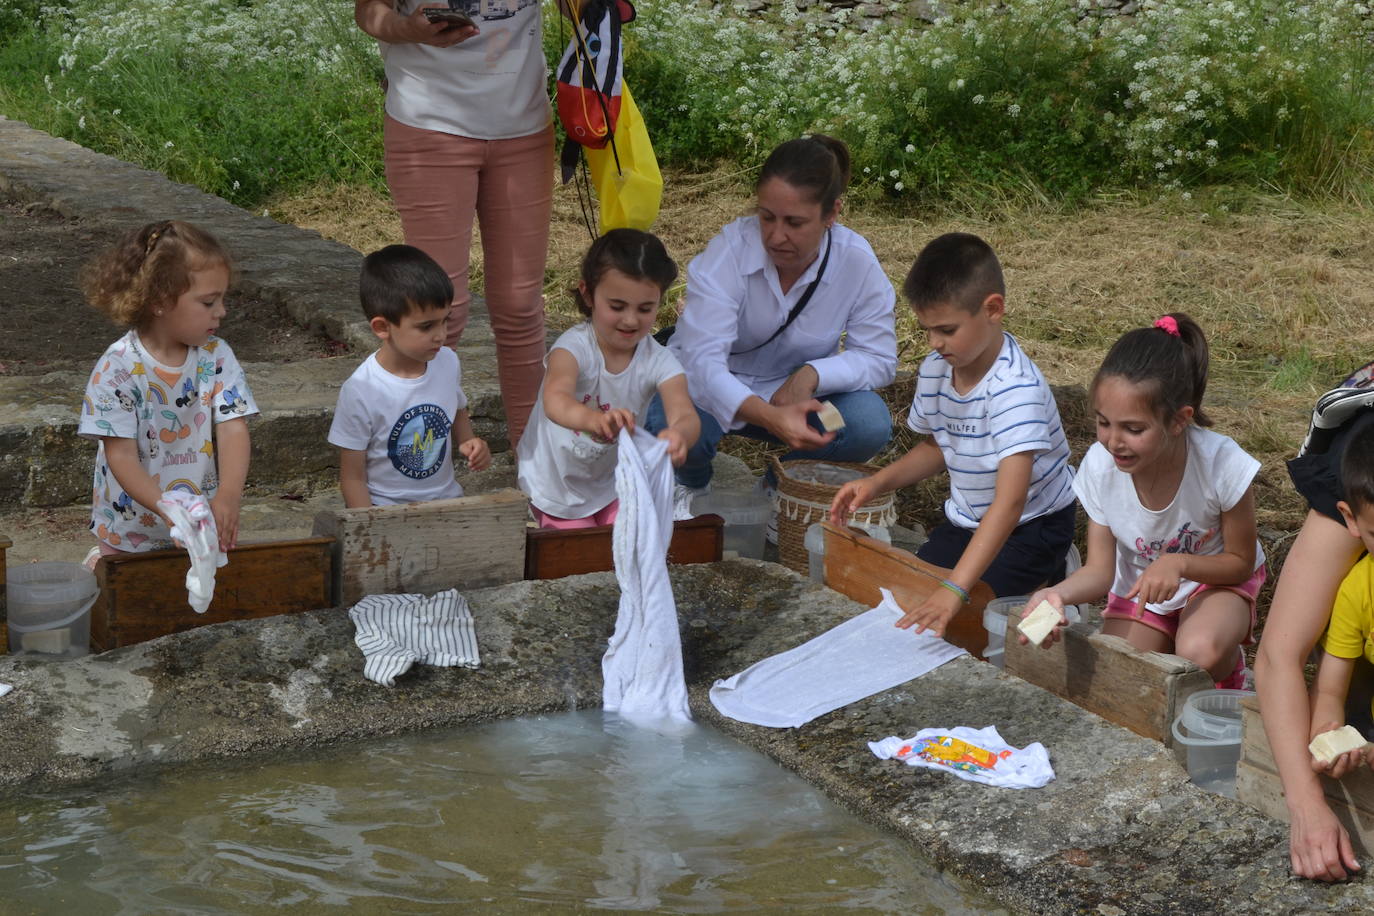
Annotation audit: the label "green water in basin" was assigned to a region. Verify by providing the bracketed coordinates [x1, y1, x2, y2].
[0, 711, 1004, 914]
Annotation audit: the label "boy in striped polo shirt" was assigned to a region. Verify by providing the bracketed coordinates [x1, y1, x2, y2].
[830, 232, 1076, 637]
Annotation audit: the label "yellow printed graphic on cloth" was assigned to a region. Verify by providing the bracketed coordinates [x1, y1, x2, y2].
[896, 735, 1012, 774]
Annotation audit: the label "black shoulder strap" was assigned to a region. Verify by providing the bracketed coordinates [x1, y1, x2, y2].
[730, 229, 832, 357]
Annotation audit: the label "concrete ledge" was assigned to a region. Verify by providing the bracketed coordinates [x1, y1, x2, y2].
[1, 561, 1368, 913]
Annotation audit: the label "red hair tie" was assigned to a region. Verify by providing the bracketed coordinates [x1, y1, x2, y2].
[1154, 316, 1180, 337]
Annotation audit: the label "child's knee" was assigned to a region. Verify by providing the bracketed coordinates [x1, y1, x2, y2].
[1173, 630, 1235, 671]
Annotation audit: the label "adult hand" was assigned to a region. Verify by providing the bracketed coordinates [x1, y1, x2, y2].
[407, 4, 479, 47]
[764, 400, 834, 452]
[894, 586, 964, 637]
[1309, 722, 1371, 779]
[1016, 589, 1066, 648]
[459, 436, 492, 472]
[1289, 803, 1361, 881]
[1125, 553, 1186, 608]
[657, 428, 688, 466]
[769, 365, 819, 407]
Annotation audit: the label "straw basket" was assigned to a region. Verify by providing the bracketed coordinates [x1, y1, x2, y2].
[770, 456, 897, 575]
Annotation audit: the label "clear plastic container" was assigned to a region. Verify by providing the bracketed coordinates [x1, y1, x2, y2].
[1171, 688, 1255, 798]
[7, 562, 98, 658]
[984, 596, 1081, 668]
[695, 489, 772, 560]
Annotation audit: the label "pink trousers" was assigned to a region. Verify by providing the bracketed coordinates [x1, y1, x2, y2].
[532, 501, 620, 530]
[383, 116, 554, 447]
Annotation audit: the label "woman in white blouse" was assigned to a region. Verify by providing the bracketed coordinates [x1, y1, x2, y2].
[645, 135, 898, 492]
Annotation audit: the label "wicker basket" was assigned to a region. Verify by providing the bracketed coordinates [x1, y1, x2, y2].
[770, 456, 896, 575]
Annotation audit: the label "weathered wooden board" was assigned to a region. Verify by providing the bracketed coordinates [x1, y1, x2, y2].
[1237, 695, 1374, 854]
[312, 489, 528, 606]
[0, 535, 11, 653]
[1004, 627, 1213, 745]
[524, 515, 724, 580]
[90, 537, 334, 651]
[819, 521, 994, 656]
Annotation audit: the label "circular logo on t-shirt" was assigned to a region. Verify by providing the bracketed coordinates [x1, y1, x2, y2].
[388, 404, 451, 480]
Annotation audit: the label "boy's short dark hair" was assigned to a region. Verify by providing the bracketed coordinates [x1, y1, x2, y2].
[902, 232, 1005, 314]
[1341, 421, 1374, 514]
[360, 244, 454, 324]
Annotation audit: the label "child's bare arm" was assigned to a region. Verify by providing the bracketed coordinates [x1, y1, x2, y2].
[894, 451, 1031, 636]
[101, 437, 172, 527]
[210, 417, 250, 549]
[452, 408, 491, 471]
[339, 448, 371, 508]
[656, 374, 699, 466]
[1309, 651, 1366, 777]
[541, 349, 631, 439]
[830, 438, 945, 523]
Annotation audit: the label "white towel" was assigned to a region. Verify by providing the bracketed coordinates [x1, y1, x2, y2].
[709, 588, 967, 728]
[869, 725, 1055, 789]
[601, 427, 692, 724]
[348, 588, 481, 687]
[157, 490, 228, 614]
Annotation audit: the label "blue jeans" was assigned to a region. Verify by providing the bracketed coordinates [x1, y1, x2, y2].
[644, 389, 893, 488]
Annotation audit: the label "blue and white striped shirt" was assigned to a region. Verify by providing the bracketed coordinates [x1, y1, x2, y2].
[907, 332, 1075, 529]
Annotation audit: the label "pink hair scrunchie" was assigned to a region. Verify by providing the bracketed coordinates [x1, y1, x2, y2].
[1153, 316, 1181, 337]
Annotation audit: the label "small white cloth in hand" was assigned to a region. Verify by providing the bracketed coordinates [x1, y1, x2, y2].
[349, 589, 481, 687]
[157, 490, 227, 614]
[869, 725, 1055, 789]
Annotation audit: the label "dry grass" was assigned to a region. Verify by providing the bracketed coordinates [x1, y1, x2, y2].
[268, 173, 1374, 539]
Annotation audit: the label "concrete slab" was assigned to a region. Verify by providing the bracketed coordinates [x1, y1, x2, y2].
[0, 562, 1367, 913]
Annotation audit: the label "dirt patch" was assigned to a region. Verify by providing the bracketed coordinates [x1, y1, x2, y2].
[0, 193, 349, 376]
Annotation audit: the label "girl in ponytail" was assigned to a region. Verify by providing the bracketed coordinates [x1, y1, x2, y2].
[1017, 313, 1266, 689]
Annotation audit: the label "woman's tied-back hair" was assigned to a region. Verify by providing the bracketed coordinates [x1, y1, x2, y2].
[756, 134, 851, 216]
[903, 232, 1005, 314]
[1092, 312, 1213, 427]
[573, 228, 678, 318]
[80, 220, 231, 328]
[1341, 422, 1374, 515]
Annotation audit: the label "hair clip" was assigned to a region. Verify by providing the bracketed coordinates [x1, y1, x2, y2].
[1154, 315, 1181, 337]
[145, 230, 163, 255]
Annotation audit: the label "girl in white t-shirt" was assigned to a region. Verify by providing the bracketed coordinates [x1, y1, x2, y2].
[77, 220, 257, 565]
[1018, 313, 1265, 689]
[517, 230, 700, 529]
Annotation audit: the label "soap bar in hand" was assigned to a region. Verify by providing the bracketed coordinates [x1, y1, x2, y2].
[1309, 725, 1369, 764]
[817, 400, 846, 432]
[1016, 600, 1063, 647]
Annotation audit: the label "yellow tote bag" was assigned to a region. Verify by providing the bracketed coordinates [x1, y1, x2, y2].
[584, 84, 662, 233]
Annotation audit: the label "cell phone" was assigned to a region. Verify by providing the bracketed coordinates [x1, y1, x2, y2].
[422, 7, 476, 28]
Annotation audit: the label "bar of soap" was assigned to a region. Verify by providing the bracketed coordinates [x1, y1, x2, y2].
[817, 400, 846, 432]
[21, 627, 71, 655]
[1015, 600, 1063, 647]
[1309, 725, 1369, 763]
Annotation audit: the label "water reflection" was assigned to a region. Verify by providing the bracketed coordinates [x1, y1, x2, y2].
[0, 711, 1003, 914]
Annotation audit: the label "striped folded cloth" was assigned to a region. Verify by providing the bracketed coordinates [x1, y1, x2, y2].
[348, 589, 481, 687]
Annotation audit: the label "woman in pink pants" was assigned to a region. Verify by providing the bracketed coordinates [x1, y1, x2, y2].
[354, 0, 554, 448]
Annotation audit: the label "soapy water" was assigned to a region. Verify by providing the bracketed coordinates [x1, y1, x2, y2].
[0, 711, 1005, 914]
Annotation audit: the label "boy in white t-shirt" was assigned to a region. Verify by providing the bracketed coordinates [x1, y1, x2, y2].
[329, 245, 491, 507]
[831, 233, 1076, 638]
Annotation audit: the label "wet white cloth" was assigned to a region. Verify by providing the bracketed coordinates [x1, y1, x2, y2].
[349, 588, 481, 687]
[0, 684, 12, 698]
[709, 588, 966, 728]
[157, 491, 227, 614]
[601, 427, 691, 724]
[868, 725, 1055, 789]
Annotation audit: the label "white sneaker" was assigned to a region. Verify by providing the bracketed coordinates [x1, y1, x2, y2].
[672, 483, 709, 521]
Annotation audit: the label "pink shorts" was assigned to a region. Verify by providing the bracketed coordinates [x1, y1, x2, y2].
[1104, 564, 1267, 643]
[532, 501, 619, 530]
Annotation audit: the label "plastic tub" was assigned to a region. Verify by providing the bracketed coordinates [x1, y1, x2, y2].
[1171, 688, 1254, 798]
[982, 596, 1028, 669]
[804, 522, 892, 584]
[695, 489, 772, 561]
[7, 562, 98, 658]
